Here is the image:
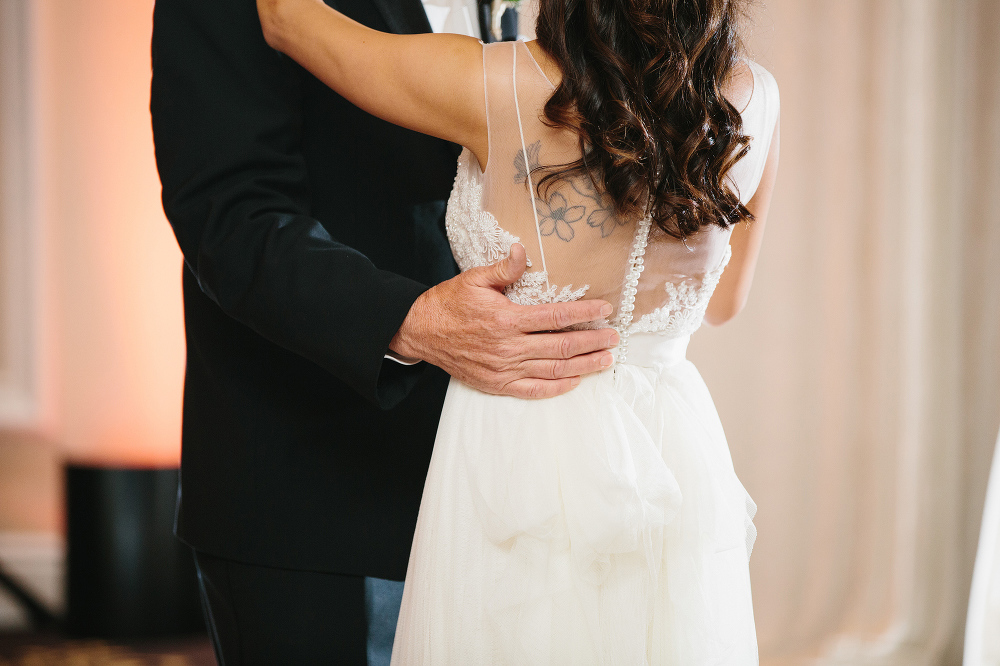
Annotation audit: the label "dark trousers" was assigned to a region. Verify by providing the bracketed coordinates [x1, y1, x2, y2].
[193, 550, 404, 665]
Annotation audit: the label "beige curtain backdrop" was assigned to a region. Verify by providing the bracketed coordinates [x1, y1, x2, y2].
[682, 0, 1000, 664]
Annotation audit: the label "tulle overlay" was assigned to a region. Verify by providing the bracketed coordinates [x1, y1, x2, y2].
[391, 334, 759, 665]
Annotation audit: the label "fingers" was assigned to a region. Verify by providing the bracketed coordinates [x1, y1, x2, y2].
[516, 298, 615, 332]
[502, 376, 582, 400]
[469, 243, 528, 290]
[460, 333, 615, 397]
[517, 350, 615, 380]
[465, 348, 612, 399]
[507, 242, 527, 274]
[516, 328, 620, 363]
[444, 330, 616, 399]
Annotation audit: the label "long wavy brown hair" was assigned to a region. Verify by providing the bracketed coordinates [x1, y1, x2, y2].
[535, 0, 754, 239]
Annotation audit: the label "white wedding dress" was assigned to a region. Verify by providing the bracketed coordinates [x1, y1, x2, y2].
[391, 41, 780, 665]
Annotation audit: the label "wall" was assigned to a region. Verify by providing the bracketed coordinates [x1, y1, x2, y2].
[0, 0, 184, 625]
[0, 0, 185, 513]
[32, 0, 186, 468]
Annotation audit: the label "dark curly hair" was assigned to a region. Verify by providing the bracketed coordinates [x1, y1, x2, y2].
[534, 0, 754, 239]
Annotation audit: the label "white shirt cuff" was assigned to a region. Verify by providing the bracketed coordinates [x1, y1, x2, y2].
[384, 351, 422, 366]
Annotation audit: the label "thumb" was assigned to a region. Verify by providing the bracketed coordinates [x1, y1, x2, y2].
[471, 243, 528, 290]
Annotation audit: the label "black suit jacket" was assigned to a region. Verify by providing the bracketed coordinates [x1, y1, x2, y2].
[150, 0, 460, 580]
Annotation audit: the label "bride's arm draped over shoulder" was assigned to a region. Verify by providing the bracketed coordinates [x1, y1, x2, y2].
[257, 0, 488, 166]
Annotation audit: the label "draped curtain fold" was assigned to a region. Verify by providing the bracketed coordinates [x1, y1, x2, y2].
[687, 0, 1000, 663]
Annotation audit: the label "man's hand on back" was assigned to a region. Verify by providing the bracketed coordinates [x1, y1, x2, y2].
[389, 244, 619, 399]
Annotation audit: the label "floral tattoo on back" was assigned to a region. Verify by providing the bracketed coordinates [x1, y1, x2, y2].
[513, 140, 626, 241]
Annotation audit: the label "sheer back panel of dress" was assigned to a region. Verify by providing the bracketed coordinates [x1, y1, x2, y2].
[461, 41, 779, 343]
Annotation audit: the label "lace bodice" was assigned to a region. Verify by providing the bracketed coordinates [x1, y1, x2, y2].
[445, 152, 591, 307]
[444, 41, 780, 360]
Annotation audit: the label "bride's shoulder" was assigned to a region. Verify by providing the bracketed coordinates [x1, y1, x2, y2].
[724, 59, 779, 115]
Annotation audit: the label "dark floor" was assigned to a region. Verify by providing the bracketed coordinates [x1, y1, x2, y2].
[0, 632, 215, 666]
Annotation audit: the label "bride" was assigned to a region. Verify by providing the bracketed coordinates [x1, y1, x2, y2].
[257, 0, 779, 662]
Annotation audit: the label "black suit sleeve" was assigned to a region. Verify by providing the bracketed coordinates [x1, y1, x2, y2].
[150, 0, 427, 409]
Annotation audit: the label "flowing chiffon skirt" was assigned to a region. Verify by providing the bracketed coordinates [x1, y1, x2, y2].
[391, 333, 759, 665]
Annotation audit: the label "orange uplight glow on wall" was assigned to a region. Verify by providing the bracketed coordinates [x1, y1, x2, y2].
[34, 0, 185, 467]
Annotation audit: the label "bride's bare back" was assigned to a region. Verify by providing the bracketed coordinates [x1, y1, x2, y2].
[451, 42, 778, 367]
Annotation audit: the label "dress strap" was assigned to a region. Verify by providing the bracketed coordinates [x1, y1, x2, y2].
[511, 42, 552, 298]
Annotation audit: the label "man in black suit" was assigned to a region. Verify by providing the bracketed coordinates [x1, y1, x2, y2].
[150, 0, 616, 662]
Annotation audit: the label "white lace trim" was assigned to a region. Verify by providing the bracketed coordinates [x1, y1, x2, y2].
[445, 152, 590, 306]
[445, 153, 526, 269]
[630, 244, 732, 337]
[505, 272, 590, 306]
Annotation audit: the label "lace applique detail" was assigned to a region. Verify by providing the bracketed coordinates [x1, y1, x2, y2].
[445, 153, 527, 270]
[445, 151, 590, 307]
[630, 244, 732, 337]
[505, 272, 590, 306]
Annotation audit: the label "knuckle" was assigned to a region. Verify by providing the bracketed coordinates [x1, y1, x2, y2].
[489, 376, 508, 396]
[548, 359, 566, 379]
[494, 310, 516, 331]
[550, 306, 570, 331]
[546, 309, 561, 331]
[535, 307, 553, 331]
[489, 340, 507, 361]
[494, 341, 518, 365]
[460, 266, 484, 287]
[499, 358, 522, 376]
[557, 335, 574, 359]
